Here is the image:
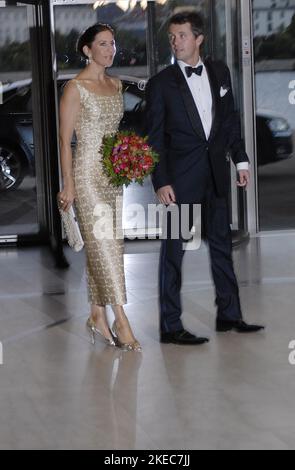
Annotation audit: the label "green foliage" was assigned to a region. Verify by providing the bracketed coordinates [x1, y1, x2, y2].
[55, 29, 82, 70]
[0, 40, 31, 72]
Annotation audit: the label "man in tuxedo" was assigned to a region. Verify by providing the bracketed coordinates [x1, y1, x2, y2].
[146, 12, 264, 345]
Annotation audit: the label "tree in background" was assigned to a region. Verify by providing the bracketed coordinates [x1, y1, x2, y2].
[254, 14, 295, 61]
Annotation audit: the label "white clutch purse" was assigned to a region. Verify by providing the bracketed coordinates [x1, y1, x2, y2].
[58, 203, 84, 252]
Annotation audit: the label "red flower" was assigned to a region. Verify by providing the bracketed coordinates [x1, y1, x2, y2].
[102, 131, 159, 187]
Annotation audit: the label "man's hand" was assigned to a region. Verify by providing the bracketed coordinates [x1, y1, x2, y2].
[157, 185, 176, 205]
[237, 170, 250, 190]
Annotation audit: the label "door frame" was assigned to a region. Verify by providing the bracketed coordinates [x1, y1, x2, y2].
[239, 0, 259, 235]
[0, 0, 66, 264]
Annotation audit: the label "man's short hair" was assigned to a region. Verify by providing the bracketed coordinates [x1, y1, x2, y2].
[168, 12, 205, 38]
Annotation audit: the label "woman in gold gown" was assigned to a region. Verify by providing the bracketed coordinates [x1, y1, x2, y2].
[58, 24, 141, 351]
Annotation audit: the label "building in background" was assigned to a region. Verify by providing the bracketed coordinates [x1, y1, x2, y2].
[253, 0, 295, 36]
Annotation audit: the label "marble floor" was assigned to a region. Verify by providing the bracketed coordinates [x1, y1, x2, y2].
[0, 233, 295, 450]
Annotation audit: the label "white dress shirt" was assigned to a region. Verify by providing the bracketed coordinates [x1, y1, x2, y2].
[178, 59, 249, 172]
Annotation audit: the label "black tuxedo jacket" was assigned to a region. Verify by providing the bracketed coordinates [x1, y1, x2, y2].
[145, 58, 249, 203]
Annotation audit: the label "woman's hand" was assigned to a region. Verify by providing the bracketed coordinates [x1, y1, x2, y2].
[58, 179, 75, 212]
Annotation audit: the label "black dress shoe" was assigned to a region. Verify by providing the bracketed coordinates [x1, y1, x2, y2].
[216, 319, 265, 333]
[161, 329, 209, 345]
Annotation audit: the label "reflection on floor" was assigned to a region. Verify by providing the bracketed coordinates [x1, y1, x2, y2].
[0, 234, 295, 450]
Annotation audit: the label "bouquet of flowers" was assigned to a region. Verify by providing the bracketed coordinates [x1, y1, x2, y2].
[102, 131, 159, 187]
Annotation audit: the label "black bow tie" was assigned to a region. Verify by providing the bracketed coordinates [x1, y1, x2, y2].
[185, 65, 203, 78]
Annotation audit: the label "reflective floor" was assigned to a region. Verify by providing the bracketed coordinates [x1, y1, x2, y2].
[0, 234, 295, 450]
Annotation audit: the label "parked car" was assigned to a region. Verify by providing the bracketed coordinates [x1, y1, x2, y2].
[0, 76, 293, 191]
[0, 80, 34, 191]
[256, 110, 294, 165]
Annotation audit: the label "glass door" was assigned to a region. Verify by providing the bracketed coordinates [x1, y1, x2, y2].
[211, 0, 248, 234]
[0, 0, 253, 244]
[149, 0, 249, 237]
[0, 0, 64, 262]
[253, 0, 295, 231]
[50, 0, 250, 238]
[0, 1, 39, 242]
[52, 0, 152, 237]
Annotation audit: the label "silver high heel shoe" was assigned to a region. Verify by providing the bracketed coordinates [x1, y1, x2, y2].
[112, 321, 142, 352]
[87, 318, 117, 347]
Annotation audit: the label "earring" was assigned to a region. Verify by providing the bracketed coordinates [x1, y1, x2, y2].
[87, 56, 92, 65]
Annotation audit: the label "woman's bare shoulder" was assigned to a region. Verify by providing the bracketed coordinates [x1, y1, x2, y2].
[64, 78, 80, 91]
[109, 76, 122, 90]
[61, 79, 81, 102]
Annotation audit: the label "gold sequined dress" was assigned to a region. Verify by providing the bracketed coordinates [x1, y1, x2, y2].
[72, 79, 127, 306]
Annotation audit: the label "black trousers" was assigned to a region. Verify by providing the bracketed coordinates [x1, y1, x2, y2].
[159, 177, 242, 333]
